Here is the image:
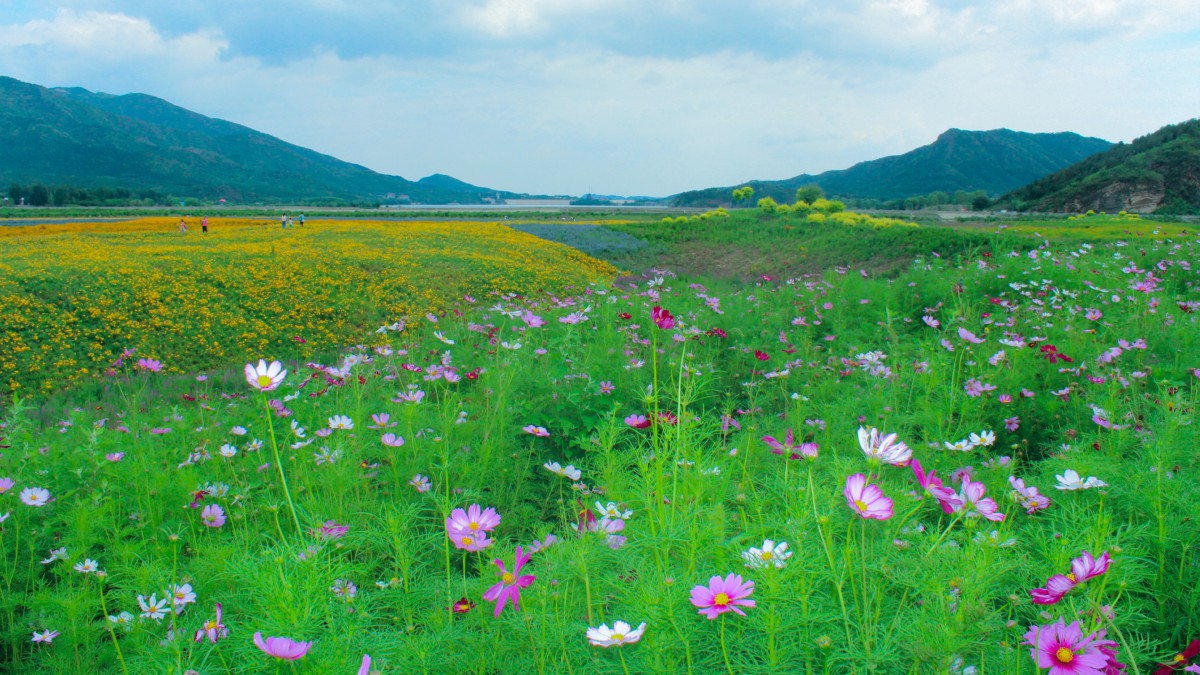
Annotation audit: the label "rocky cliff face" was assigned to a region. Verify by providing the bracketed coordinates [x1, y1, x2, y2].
[1062, 181, 1164, 214]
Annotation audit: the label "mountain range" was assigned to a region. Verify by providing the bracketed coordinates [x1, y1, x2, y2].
[670, 129, 1113, 207]
[0, 76, 515, 204]
[999, 118, 1200, 214]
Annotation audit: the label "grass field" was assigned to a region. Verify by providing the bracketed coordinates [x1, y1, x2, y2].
[0, 211, 1198, 674]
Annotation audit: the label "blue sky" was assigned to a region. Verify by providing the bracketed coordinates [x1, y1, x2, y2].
[1, 1, 1198, 196]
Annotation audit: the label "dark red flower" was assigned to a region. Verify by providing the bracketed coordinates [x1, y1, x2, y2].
[618, 312, 632, 320]
[754, 350, 770, 361]
[1154, 639, 1200, 674]
[651, 306, 675, 330]
[451, 597, 476, 614]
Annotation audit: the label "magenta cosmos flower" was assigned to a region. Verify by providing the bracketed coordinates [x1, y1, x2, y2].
[1023, 618, 1120, 674]
[844, 473, 893, 520]
[200, 504, 226, 528]
[1031, 550, 1111, 605]
[911, 459, 962, 513]
[244, 360, 287, 392]
[482, 546, 536, 616]
[194, 603, 228, 643]
[651, 306, 675, 330]
[252, 632, 312, 660]
[762, 429, 818, 460]
[690, 573, 756, 619]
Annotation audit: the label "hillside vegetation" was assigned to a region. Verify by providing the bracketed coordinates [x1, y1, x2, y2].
[1000, 118, 1200, 214]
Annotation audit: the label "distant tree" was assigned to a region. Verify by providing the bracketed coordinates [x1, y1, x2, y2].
[732, 186, 755, 207]
[927, 191, 949, 206]
[757, 196, 778, 214]
[795, 184, 823, 204]
[28, 184, 50, 206]
[971, 195, 991, 211]
[7, 183, 24, 204]
[811, 198, 845, 213]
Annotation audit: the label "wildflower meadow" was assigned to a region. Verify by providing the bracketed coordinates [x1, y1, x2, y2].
[0, 212, 1198, 674]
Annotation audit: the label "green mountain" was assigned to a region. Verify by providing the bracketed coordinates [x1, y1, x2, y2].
[999, 118, 1200, 214]
[0, 76, 512, 204]
[671, 129, 1112, 207]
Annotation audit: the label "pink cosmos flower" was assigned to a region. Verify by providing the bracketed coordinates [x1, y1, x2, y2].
[380, 433, 405, 447]
[194, 603, 228, 643]
[358, 654, 372, 675]
[1009, 476, 1050, 514]
[106, 452, 124, 462]
[1005, 416, 1021, 431]
[1031, 550, 1111, 605]
[446, 504, 501, 538]
[449, 530, 493, 552]
[252, 632, 312, 661]
[245, 360, 287, 392]
[1022, 618, 1114, 674]
[624, 414, 651, 429]
[19, 487, 51, 507]
[958, 327, 985, 344]
[957, 478, 1005, 522]
[136, 358, 163, 372]
[318, 520, 348, 539]
[844, 474, 893, 520]
[911, 459, 962, 513]
[689, 573, 756, 619]
[651, 306, 675, 330]
[409, 474, 432, 492]
[0, 477, 13, 494]
[523, 425, 550, 437]
[482, 546, 536, 616]
[201, 504, 226, 528]
[31, 630, 58, 643]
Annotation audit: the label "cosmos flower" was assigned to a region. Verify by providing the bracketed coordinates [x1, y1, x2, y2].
[245, 360, 287, 392]
[482, 546, 536, 616]
[844, 473, 893, 520]
[690, 573, 756, 619]
[651, 306, 675, 330]
[138, 594, 169, 621]
[1055, 470, 1108, 491]
[857, 426, 912, 466]
[253, 633, 312, 661]
[741, 539, 792, 569]
[586, 621, 647, 647]
[19, 487, 51, 507]
[1022, 618, 1115, 674]
[194, 604, 228, 644]
[624, 414, 651, 429]
[523, 425, 550, 437]
[201, 504, 226, 528]
[543, 461, 581, 480]
[409, 474, 432, 492]
[380, 433, 405, 447]
[31, 630, 58, 643]
[1009, 476, 1051, 514]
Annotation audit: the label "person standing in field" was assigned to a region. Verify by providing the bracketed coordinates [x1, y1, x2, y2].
[281, 214, 288, 229]
[179, 218, 187, 234]
[299, 213, 305, 227]
[201, 216, 208, 233]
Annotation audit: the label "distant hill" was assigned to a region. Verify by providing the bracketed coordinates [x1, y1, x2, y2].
[0, 76, 514, 204]
[671, 129, 1112, 207]
[999, 118, 1200, 214]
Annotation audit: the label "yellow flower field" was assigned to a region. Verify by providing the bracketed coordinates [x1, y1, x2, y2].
[0, 217, 617, 394]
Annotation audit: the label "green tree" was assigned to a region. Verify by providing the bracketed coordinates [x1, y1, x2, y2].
[732, 186, 755, 207]
[28, 184, 50, 206]
[7, 183, 23, 204]
[757, 196, 778, 214]
[795, 184, 823, 204]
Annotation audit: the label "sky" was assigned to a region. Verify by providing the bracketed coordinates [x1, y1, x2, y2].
[1, 1, 1198, 197]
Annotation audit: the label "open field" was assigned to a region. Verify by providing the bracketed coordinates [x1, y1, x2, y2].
[0, 213, 1198, 673]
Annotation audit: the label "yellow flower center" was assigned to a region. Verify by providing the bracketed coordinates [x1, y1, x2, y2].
[461, 536, 473, 545]
[611, 633, 625, 641]
[1054, 647, 1075, 664]
[854, 499, 869, 512]
[502, 572, 515, 585]
[204, 620, 217, 630]
[713, 592, 730, 607]
[469, 522, 479, 531]
[1066, 573, 1076, 582]
[761, 551, 773, 560]
[257, 374, 273, 388]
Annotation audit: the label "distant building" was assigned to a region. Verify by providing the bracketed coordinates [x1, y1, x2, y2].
[504, 198, 573, 207]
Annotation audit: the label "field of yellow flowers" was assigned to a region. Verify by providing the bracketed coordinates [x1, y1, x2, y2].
[0, 217, 617, 395]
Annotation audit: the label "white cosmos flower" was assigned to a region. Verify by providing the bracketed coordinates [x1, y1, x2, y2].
[742, 539, 792, 569]
[19, 487, 51, 507]
[1054, 469, 1108, 491]
[328, 415, 354, 430]
[433, 331, 455, 345]
[73, 558, 100, 574]
[543, 462, 581, 481]
[586, 621, 647, 647]
[244, 359, 286, 392]
[969, 430, 996, 447]
[218, 444, 238, 458]
[944, 439, 976, 452]
[138, 594, 169, 621]
[595, 501, 633, 520]
[857, 426, 912, 466]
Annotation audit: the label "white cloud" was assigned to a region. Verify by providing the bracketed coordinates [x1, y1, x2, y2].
[0, 4, 1197, 195]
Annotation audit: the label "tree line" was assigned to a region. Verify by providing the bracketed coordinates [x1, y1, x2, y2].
[6, 183, 175, 207]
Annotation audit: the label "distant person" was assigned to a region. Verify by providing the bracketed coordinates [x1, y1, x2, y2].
[298, 213, 305, 227]
[201, 216, 208, 233]
[281, 214, 288, 229]
[179, 218, 187, 234]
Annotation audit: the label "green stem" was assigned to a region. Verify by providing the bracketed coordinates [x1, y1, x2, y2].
[720, 615, 734, 675]
[98, 579, 129, 675]
[263, 398, 302, 536]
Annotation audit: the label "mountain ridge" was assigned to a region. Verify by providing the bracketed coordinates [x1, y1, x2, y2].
[670, 128, 1113, 207]
[0, 76, 514, 204]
